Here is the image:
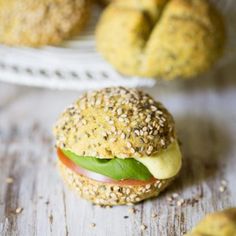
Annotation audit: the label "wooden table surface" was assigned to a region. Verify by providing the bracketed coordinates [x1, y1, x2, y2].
[1, 62, 236, 236]
[0, 1, 236, 235]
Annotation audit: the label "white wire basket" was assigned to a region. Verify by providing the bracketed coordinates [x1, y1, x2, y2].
[0, 1, 235, 91]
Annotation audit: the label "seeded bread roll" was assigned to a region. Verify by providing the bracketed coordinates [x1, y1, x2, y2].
[185, 208, 236, 236]
[54, 87, 176, 159]
[96, 0, 225, 79]
[59, 159, 172, 206]
[54, 87, 181, 205]
[0, 0, 90, 46]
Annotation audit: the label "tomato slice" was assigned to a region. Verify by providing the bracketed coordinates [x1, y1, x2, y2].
[57, 149, 157, 186]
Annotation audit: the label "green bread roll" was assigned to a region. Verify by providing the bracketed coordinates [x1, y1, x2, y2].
[185, 208, 236, 236]
[96, 0, 225, 79]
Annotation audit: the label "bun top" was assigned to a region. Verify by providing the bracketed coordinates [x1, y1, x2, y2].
[54, 87, 176, 159]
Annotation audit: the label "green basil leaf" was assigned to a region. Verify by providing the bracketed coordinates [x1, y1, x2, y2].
[62, 149, 153, 181]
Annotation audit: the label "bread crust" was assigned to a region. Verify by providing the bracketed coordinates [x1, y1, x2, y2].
[185, 208, 236, 236]
[54, 87, 176, 159]
[96, 0, 225, 79]
[58, 159, 173, 205]
[0, 0, 91, 46]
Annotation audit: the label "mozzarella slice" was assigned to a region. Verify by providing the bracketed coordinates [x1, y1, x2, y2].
[135, 141, 182, 179]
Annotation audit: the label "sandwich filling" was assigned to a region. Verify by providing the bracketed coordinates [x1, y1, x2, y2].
[59, 140, 181, 181]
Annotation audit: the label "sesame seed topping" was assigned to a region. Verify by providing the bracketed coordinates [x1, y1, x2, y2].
[126, 188, 131, 194]
[134, 130, 140, 136]
[110, 137, 117, 143]
[130, 148, 135, 154]
[109, 120, 114, 125]
[142, 127, 147, 132]
[160, 139, 165, 146]
[127, 142, 132, 148]
[147, 146, 153, 154]
[120, 114, 127, 118]
[81, 119, 87, 125]
[145, 184, 151, 189]
[117, 108, 123, 115]
[151, 106, 157, 111]
[111, 126, 116, 132]
[121, 133, 126, 139]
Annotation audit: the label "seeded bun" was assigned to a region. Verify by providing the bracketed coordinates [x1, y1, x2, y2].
[0, 0, 90, 46]
[54, 87, 176, 159]
[58, 159, 173, 206]
[185, 208, 236, 236]
[54, 87, 179, 205]
[96, 0, 225, 79]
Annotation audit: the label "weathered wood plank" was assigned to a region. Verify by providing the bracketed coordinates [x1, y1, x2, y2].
[0, 1, 236, 234]
[0, 66, 236, 235]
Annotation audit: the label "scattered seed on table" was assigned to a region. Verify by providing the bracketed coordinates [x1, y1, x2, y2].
[151, 213, 157, 218]
[15, 207, 23, 214]
[6, 177, 14, 184]
[140, 224, 147, 231]
[128, 207, 136, 214]
[90, 223, 96, 228]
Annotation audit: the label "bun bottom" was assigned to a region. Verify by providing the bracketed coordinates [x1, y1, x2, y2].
[58, 159, 173, 206]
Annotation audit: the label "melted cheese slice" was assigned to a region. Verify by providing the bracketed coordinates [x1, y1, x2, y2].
[134, 141, 182, 179]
